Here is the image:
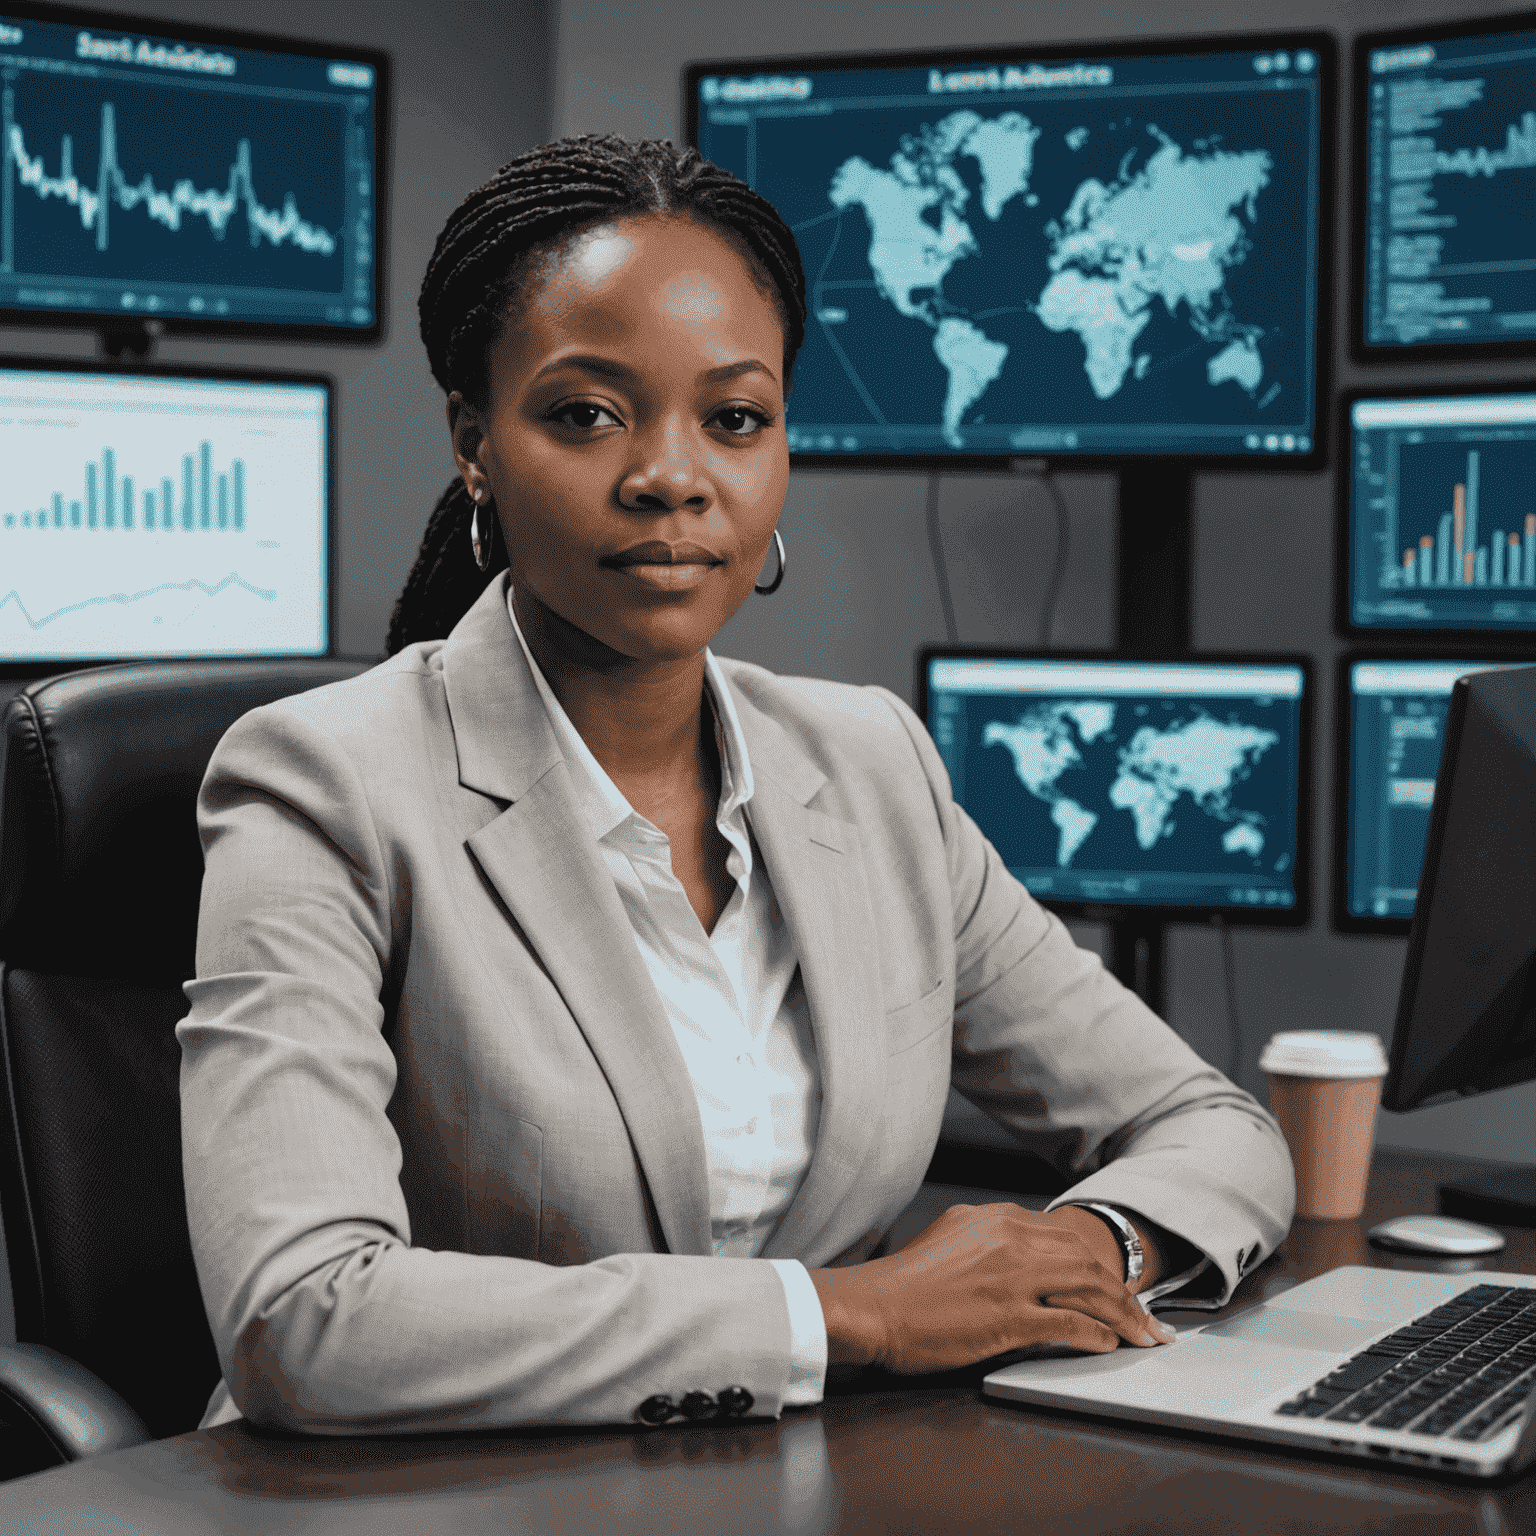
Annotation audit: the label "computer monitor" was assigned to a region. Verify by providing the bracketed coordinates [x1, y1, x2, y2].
[918, 650, 1311, 923]
[685, 32, 1332, 469]
[0, 358, 332, 666]
[1385, 662, 1536, 1224]
[1356, 11, 1536, 360]
[0, 3, 386, 342]
[1334, 656, 1532, 935]
[1339, 386, 1536, 637]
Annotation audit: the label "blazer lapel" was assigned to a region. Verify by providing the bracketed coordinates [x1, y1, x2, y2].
[728, 685, 888, 1263]
[442, 579, 713, 1258]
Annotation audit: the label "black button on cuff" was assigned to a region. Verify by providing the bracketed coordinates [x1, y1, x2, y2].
[679, 1391, 717, 1421]
[716, 1385, 754, 1417]
[635, 1394, 676, 1425]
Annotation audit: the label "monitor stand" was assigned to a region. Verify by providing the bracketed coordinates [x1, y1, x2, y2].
[1439, 1168, 1536, 1228]
[98, 320, 163, 362]
[1106, 464, 1193, 1019]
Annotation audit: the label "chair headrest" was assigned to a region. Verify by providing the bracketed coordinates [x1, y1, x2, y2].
[0, 659, 371, 980]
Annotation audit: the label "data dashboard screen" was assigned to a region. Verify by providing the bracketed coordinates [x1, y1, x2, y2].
[923, 654, 1308, 918]
[688, 38, 1329, 465]
[1339, 659, 1529, 929]
[1360, 17, 1536, 354]
[0, 5, 383, 336]
[1345, 391, 1536, 634]
[0, 364, 329, 660]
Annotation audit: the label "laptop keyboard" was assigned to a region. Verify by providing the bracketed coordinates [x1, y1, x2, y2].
[1275, 1284, 1536, 1443]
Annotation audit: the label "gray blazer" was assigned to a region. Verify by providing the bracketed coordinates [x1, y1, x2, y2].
[180, 574, 1295, 1433]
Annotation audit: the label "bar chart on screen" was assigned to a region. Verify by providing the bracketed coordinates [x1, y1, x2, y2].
[1386, 447, 1536, 592]
[0, 368, 328, 659]
[1348, 392, 1536, 632]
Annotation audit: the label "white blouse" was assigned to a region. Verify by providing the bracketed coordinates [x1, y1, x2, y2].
[507, 594, 828, 1404]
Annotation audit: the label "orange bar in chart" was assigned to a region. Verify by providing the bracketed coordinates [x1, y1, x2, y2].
[1465, 551, 1475, 585]
[1453, 482, 1466, 580]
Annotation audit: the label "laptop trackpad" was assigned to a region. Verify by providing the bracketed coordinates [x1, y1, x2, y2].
[1200, 1307, 1386, 1352]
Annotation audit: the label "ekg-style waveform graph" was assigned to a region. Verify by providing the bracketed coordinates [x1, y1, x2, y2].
[0, 573, 277, 633]
[3, 96, 336, 257]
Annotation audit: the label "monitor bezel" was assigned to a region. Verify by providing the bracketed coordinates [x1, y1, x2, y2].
[683, 29, 1337, 474]
[1384, 660, 1536, 1111]
[1327, 649, 1532, 938]
[0, 353, 338, 677]
[0, 0, 390, 346]
[914, 644, 1314, 927]
[1351, 8, 1536, 365]
[1333, 381, 1536, 642]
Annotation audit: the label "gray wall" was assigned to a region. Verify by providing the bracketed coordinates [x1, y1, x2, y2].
[1, 0, 553, 658]
[553, 0, 1536, 1161]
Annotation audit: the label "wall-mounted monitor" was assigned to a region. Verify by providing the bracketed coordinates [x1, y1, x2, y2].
[0, 3, 386, 342]
[686, 33, 1333, 469]
[0, 359, 332, 668]
[1333, 656, 1532, 936]
[1339, 386, 1536, 637]
[918, 650, 1311, 924]
[1355, 10, 1536, 360]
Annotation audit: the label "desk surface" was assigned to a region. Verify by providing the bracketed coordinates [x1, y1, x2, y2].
[2, 1149, 1533, 1535]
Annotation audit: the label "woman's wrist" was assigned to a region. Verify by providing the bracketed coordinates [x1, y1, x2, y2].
[810, 1262, 889, 1368]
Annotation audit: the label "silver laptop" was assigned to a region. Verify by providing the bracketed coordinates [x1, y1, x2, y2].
[984, 1265, 1536, 1478]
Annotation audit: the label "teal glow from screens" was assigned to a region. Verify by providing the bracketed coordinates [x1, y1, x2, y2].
[1345, 661, 1529, 921]
[0, 8, 379, 330]
[926, 657, 1306, 910]
[693, 42, 1325, 458]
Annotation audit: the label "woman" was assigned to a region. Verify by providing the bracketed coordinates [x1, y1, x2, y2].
[179, 136, 1294, 1434]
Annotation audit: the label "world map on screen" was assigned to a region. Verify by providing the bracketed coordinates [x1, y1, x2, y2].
[822, 111, 1279, 446]
[982, 701, 1280, 870]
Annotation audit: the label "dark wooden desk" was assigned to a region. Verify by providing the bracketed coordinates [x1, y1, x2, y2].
[1, 1149, 1533, 1534]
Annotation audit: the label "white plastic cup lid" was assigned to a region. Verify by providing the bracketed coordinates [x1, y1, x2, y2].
[1258, 1031, 1388, 1079]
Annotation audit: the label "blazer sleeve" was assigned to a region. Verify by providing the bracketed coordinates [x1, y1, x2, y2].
[874, 688, 1296, 1304]
[178, 703, 793, 1434]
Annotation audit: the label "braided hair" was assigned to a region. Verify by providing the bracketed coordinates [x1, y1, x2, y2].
[385, 135, 807, 656]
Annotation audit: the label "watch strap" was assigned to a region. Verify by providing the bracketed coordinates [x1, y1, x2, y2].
[1073, 1202, 1144, 1286]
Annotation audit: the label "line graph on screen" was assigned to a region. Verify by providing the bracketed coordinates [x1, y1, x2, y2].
[2, 92, 337, 259]
[0, 573, 278, 634]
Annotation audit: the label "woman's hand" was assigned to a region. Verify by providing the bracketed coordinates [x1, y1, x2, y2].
[810, 1203, 1176, 1374]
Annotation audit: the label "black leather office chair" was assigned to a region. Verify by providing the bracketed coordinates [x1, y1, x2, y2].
[0, 658, 370, 1476]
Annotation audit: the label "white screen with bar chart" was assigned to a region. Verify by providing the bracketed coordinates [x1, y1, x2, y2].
[0, 366, 327, 659]
[1347, 392, 1536, 633]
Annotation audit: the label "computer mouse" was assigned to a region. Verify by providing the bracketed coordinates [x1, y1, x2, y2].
[1366, 1213, 1506, 1256]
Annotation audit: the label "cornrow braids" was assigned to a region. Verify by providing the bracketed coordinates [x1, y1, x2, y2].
[386, 136, 806, 657]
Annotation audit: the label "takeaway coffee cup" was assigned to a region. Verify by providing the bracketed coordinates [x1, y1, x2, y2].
[1259, 1031, 1389, 1221]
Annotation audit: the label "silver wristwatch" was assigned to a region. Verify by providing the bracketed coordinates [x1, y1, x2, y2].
[1074, 1202, 1144, 1285]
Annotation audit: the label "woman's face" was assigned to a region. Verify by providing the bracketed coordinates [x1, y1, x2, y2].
[453, 214, 789, 664]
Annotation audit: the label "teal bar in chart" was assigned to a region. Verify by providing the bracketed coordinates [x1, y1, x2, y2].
[3, 443, 249, 534]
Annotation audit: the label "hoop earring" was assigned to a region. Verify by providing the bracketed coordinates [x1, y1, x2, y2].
[754, 527, 787, 595]
[470, 498, 493, 574]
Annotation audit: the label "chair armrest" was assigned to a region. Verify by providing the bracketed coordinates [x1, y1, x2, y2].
[0, 1343, 150, 1463]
